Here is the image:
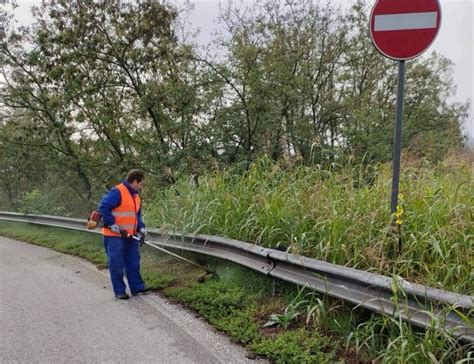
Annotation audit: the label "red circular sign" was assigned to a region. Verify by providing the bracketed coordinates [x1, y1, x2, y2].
[370, 0, 441, 60]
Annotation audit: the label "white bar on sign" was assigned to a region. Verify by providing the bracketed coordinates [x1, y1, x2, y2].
[374, 12, 437, 31]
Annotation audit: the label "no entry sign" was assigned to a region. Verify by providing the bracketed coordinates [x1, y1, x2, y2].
[368, 0, 442, 234]
[370, 0, 441, 60]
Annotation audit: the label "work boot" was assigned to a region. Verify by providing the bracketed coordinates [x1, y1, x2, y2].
[115, 293, 130, 300]
[132, 287, 151, 296]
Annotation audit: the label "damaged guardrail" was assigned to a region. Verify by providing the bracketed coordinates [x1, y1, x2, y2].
[0, 211, 472, 343]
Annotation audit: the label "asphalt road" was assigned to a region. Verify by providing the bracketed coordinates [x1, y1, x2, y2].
[0, 236, 266, 363]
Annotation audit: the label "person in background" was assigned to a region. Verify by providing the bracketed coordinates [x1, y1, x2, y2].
[99, 169, 150, 299]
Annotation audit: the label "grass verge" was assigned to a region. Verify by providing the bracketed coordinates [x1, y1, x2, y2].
[1, 221, 472, 363]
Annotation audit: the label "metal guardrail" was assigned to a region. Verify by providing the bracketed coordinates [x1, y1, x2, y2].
[0, 211, 472, 343]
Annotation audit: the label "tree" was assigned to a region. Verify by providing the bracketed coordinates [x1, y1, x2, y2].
[0, 0, 468, 215]
[1, 0, 207, 212]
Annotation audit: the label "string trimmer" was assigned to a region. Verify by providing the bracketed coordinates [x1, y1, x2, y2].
[128, 233, 218, 281]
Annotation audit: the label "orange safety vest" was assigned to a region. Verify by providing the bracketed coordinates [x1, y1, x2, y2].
[102, 183, 141, 237]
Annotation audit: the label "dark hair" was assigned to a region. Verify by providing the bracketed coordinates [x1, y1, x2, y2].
[126, 169, 145, 183]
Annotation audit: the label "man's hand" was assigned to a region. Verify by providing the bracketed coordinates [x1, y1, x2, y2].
[137, 232, 146, 247]
[138, 228, 147, 247]
[109, 224, 120, 234]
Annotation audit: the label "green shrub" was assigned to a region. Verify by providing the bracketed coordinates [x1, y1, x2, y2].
[19, 189, 69, 216]
[166, 279, 249, 320]
[215, 308, 260, 344]
[252, 328, 337, 363]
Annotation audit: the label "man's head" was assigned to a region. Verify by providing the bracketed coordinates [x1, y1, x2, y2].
[126, 169, 145, 191]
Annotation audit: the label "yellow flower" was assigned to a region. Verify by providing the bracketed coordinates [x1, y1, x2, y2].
[395, 202, 404, 225]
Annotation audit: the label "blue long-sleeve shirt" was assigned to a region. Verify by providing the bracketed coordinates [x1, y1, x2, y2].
[99, 180, 145, 230]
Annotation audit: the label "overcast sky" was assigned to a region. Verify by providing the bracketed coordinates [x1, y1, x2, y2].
[7, 0, 474, 138]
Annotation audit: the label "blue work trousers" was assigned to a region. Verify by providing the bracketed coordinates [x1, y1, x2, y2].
[103, 236, 145, 296]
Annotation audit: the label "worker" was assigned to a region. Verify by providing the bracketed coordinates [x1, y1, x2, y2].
[99, 169, 151, 299]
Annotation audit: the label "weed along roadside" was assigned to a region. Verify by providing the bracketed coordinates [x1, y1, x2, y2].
[0, 221, 472, 363]
[2, 0, 472, 361]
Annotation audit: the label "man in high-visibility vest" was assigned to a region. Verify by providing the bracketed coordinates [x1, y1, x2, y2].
[99, 169, 151, 299]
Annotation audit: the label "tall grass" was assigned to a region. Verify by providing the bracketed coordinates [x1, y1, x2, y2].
[144, 155, 473, 295]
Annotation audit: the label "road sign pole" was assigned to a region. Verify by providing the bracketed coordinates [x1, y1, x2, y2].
[391, 60, 405, 214]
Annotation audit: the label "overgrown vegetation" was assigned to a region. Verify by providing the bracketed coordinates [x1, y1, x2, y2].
[145, 154, 473, 295]
[0, 221, 472, 363]
[1, 0, 472, 360]
[0, 0, 469, 214]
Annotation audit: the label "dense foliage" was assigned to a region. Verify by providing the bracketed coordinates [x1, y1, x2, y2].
[0, 0, 469, 214]
[145, 155, 473, 295]
[1, 3, 472, 361]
